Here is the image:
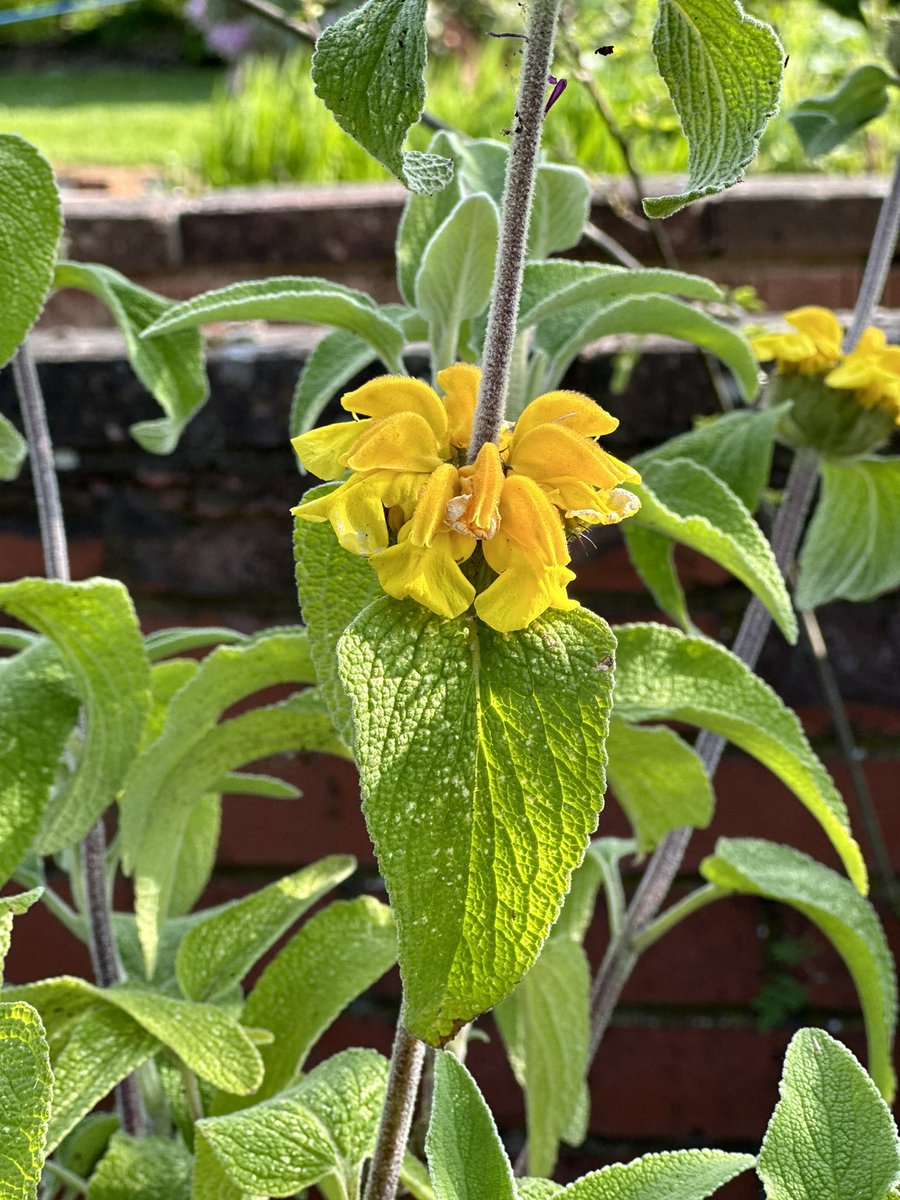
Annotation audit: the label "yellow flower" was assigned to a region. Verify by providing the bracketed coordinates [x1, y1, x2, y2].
[825, 327, 900, 424]
[751, 306, 843, 375]
[291, 367, 641, 632]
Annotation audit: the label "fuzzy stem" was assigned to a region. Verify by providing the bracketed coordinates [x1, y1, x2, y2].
[12, 339, 146, 1136]
[844, 153, 900, 352]
[468, 0, 562, 460]
[363, 1023, 426, 1200]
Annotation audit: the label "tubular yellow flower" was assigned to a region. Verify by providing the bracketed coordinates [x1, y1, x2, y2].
[751, 307, 843, 375]
[825, 327, 900, 424]
[291, 367, 641, 632]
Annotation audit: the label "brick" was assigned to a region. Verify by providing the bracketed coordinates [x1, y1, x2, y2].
[61, 195, 180, 275]
[3, 882, 92, 984]
[0, 533, 105, 581]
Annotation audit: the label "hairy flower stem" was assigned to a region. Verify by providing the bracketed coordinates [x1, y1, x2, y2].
[845, 152, 900, 352]
[587, 449, 820, 1063]
[12, 340, 145, 1136]
[468, 0, 562, 460]
[363, 1023, 426, 1200]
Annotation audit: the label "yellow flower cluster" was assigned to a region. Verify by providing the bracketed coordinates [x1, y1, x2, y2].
[751, 306, 900, 424]
[291, 364, 641, 632]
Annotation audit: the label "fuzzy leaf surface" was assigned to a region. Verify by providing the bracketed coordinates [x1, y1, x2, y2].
[290, 329, 377, 441]
[0, 414, 27, 482]
[559, 1149, 756, 1199]
[613, 624, 866, 891]
[167, 792, 221, 918]
[648, 0, 783, 217]
[0, 135, 61, 368]
[396, 131, 464, 305]
[758, 1027, 900, 1200]
[339, 601, 615, 1045]
[427, 1052, 516, 1200]
[528, 165, 592, 259]
[54, 262, 208, 454]
[789, 65, 896, 158]
[702, 839, 896, 1100]
[87, 1133, 193, 1200]
[0, 1001, 52, 1197]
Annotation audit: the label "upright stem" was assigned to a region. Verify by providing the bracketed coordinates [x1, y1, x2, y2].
[844, 154, 900, 352]
[469, 0, 562, 459]
[363, 1024, 426, 1200]
[11, 340, 145, 1136]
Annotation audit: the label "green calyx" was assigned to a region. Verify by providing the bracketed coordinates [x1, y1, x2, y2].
[771, 374, 896, 459]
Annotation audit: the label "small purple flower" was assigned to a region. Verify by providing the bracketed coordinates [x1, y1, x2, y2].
[545, 75, 567, 115]
[207, 20, 254, 59]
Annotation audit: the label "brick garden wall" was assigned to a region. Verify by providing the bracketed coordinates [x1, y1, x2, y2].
[1, 178, 899, 1195]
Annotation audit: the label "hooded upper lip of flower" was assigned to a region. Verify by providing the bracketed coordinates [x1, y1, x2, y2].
[290, 364, 641, 631]
[751, 306, 844, 375]
[824, 327, 900, 421]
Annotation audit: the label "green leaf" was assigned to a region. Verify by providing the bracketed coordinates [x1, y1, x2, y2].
[144, 627, 247, 662]
[338, 601, 615, 1045]
[427, 1052, 516, 1200]
[88, 1133, 193, 1200]
[558, 1149, 756, 1199]
[612, 624, 867, 892]
[0, 413, 27, 482]
[0, 889, 42, 986]
[0, 578, 151, 855]
[701, 839, 897, 1100]
[53, 262, 208, 455]
[294, 496, 384, 745]
[622, 526, 692, 632]
[198, 1049, 389, 1197]
[216, 772, 300, 800]
[518, 262, 722, 331]
[606, 718, 714, 852]
[551, 845, 607, 945]
[758, 1027, 900, 1200]
[518, 1183, 564, 1200]
[214, 896, 396, 1113]
[495, 938, 591, 1177]
[167, 792, 221, 918]
[311, 0, 451, 193]
[0, 135, 61, 368]
[45, 1004, 158, 1153]
[176, 856, 356, 1001]
[630, 459, 797, 642]
[290, 329, 378, 442]
[397, 131, 465, 305]
[789, 65, 896, 159]
[415, 194, 500, 370]
[528, 165, 592, 259]
[0, 642, 79, 886]
[795, 457, 900, 609]
[0, 1001, 52, 1198]
[634, 405, 785, 512]
[141, 277, 406, 372]
[647, 0, 783, 218]
[2, 976, 99, 1054]
[54, 1114, 120, 1187]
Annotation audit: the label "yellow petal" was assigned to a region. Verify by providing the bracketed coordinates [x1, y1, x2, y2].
[751, 331, 816, 364]
[371, 528, 475, 619]
[406, 463, 460, 546]
[291, 419, 370, 479]
[511, 423, 634, 491]
[825, 359, 876, 390]
[438, 363, 481, 449]
[475, 561, 578, 632]
[483, 475, 570, 574]
[345, 411, 445, 473]
[512, 390, 618, 448]
[292, 476, 389, 556]
[449, 442, 504, 538]
[341, 376, 449, 447]
[855, 327, 887, 355]
[785, 307, 843, 355]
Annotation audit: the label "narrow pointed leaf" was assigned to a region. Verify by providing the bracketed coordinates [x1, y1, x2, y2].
[758, 1028, 900, 1200]
[795, 457, 900, 609]
[141, 277, 405, 371]
[622, 526, 692, 632]
[0, 578, 151, 855]
[647, 0, 783, 217]
[144, 626, 247, 662]
[613, 624, 866, 891]
[87, 1133, 193, 1200]
[311, 0, 451, 193]
[290, 328, 377, 441]
[167, 792, 221, 918]
[176, 855, 356, 1001]
[339, 600, 615, 1045]
[215, 772, 300, 800]
[0, 134, 61, 367]
[397, 130, 464, 305]
[0, 1001, 52, 1197]
[701, 839, 897, 1100]
[789, 65, 895, 158]
[558, 1149, 756, 1199]
[427, 1052, 516, 1200]
[54, 262, 208, 454]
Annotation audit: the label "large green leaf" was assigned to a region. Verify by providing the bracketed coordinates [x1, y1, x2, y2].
[0, 578, 151, 855]
[214, 896, 397, 1113]
[197, 1049, 389, 1198]
[630, 459, 796, 641]
[613, 624, 866, 892]
[606, 718, 714, 852]
[558, 1150, 756, 1199]
[0, 890, 42, 986]
[175, 856, 356, 1002]
[338, 600, 615, 1045]
[167, 792, 221, 918]
[647, 0, 783, 217]
[701, 839, 897, 1101]
[0, 134, 61, 368]
[758, 1028, 900, 1200]
[622, 526, 692, 632]
[87, 1133, 193, 1200]
[396, 130, 465, 305]
[53, 262, 208, 454]
[0, 413, 27, 482]
[789, 65, 897, 159]
[416, 193, 499, 370]
[527, 165, 592, 260]
[0, 642, 79, 886]
[311, 0, 451, 193]
[795, 457, 900, 609]
[294, 495, 384, 746]
[290, 328, 377, 442]
[427, 1052, 517, 1200]
[0, 1001, 52, 1198]
[141, 277, 405, 372]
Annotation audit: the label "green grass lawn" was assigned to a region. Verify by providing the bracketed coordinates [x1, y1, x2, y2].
[0, 67, 222, 168]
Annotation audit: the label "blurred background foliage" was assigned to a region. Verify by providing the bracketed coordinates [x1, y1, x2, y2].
[0, 0, 896, 187]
